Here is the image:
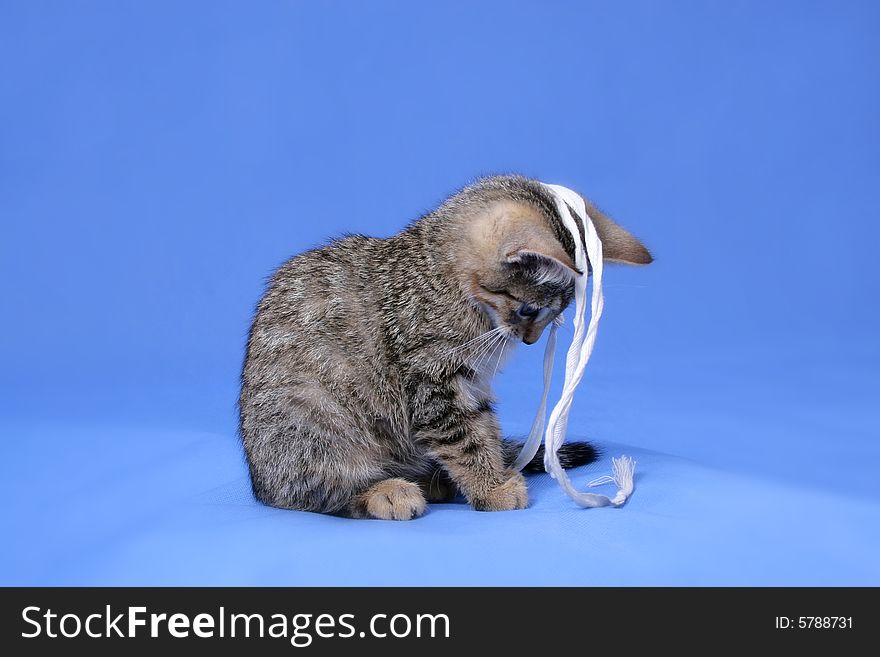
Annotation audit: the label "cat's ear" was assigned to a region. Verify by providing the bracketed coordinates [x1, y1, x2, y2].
[503, 229, 582, 281]
[505, 248, 580, 286]
[585, 202, 653, 265]
[505, 248, 580, 275]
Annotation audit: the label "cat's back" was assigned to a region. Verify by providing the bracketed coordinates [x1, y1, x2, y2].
[276, 231, 382, 276]
[263, 233, 382, 305]
[246, 235, 388, 374]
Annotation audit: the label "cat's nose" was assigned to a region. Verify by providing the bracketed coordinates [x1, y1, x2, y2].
[522, 332, 540, 345]
[522, 325, 542, 345]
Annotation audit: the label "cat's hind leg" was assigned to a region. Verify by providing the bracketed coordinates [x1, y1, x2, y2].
[350, 478, 427, 521]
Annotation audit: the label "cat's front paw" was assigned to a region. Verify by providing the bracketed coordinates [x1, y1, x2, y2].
[472, 471, 529, 511]
[362, 478, 427, 521]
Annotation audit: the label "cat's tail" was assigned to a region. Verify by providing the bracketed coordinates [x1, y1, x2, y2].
[501, 438, 599, 474]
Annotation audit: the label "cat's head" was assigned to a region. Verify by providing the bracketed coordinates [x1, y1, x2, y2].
[462, 194, 652, 345]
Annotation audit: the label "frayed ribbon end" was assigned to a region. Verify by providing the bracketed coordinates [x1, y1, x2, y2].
[588, 455, 636, 507]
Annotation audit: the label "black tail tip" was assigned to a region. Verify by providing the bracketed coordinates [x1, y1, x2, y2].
[522, 441, 600, 473]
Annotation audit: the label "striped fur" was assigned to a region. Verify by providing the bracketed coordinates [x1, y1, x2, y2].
[239, 175, 650, 519]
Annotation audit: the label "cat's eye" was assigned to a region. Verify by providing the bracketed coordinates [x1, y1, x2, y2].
[516, 303, 541, 319]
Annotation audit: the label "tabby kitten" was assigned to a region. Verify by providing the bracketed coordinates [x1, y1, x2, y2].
[239, 175, 651, 520]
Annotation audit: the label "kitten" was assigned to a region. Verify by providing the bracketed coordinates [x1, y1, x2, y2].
[239, 175, 651, 520]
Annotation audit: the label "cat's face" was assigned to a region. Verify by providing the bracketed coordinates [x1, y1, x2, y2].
[473, 260, 575, 344]
[459, 195, 650, 346]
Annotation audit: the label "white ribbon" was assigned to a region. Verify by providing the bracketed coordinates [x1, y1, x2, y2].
[513, 183, 636, 508]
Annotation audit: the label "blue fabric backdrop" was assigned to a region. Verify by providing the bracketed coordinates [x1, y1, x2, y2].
[2, 0, 878, 585]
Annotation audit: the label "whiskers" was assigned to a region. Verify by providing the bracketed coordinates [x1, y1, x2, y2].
[445, 326, 505, 357]
[489, 333, 509, 380]
[442, 325, 512, 378]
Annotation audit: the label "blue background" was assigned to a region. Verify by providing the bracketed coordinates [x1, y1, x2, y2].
[2, 1, 878, 585]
